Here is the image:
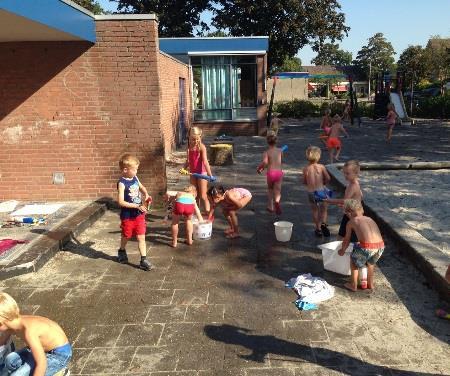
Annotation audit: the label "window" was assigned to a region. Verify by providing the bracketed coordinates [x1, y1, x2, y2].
[192, 56, 257, 121]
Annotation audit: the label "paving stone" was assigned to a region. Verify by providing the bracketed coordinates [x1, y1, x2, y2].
[145, 305, 187, 323]
[73, 325, 123, 348]
[81, 346, 136, 374]
[128, 346, 178, 373]
[116, 324, 164, 347]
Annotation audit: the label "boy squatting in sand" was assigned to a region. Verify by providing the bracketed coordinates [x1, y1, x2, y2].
[339, 200, 384, 292]
[0, 292, 72, 376]
[302, 146, 331, 237]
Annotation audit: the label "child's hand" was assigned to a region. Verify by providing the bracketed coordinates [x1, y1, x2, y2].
[338, 248, 345, 256]
[137, 204, 148, 213]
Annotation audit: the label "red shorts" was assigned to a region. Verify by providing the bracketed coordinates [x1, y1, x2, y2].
[121, 214, 146, 239]
[326, 137, 341, 149]
[173, 202, 195, 217]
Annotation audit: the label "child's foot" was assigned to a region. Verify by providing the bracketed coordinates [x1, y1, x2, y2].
[117, 249, 128, 264]
[186, 239, 193, 245]
[139, 259, 153, 271]
[343, 282, 357, 292]
[266, 207, 275, 213]
[226, 232, 240, 239]
[171, 242, 177, 248]
[274, 202, 282, 215]
[436, 308, 450, 320]
[320, 223, 330, 237]
[314, 229, 323, 237]
[224, 228, 234, 235]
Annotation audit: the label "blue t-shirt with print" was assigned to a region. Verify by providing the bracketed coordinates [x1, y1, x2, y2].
[118, 176, 142, 219]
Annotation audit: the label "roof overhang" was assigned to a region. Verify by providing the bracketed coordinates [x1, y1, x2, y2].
[0, 0, 95, 43]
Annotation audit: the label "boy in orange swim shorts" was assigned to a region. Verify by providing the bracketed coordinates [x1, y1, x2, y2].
[327, 115, 349, 163]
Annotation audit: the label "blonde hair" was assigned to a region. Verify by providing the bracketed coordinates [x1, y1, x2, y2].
[306, 146, 321, 162]
[0, 293, 20, 324]
[266, 132, 277, 146]
[344, 199, 363, 213]
[332, 114, 341, 123]
[344, 160, 360, 174]
[184, 185, 197, 196]
[188, 127, 202, 150]
[119, 154, 140, 169]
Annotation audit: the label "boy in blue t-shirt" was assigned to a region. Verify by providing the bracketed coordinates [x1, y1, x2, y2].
[117, 154, 152, 271]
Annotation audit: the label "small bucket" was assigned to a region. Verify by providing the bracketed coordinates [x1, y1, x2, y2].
[274, 221, 293, 242]
[193, 220, 212, 240]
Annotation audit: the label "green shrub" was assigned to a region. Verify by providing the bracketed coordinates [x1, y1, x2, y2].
[273, 100, 320, 118]
[415, 94, 450, 118]
[356, 102, 374, 118]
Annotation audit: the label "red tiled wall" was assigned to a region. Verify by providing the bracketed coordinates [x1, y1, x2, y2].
[0, 19, 166, 201]
[158, 52, 192, 157]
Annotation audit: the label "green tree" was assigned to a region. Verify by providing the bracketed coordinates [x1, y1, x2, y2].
[354, 33, 395, 79]
[311, 43, 352, 66]
[72, 0, 104, 14]
[397, 45, 427, 89]
[275, 56, 302, 73]
[424, 36, 450, 94]
[211, 0, 349, 71]
[116, 0, 210, 37]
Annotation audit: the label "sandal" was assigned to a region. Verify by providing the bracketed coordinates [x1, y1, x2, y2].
[314, 229, 323, 237]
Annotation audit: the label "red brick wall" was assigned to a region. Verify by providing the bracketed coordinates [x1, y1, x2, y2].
[158, 52, 192, 157]
[0, 19, 166, 201]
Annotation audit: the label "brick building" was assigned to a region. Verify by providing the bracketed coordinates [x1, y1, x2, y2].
[0, 1, 268, 202]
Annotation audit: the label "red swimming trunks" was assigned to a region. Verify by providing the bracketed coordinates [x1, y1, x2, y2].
[121, 213, 146, 239]
[326, 137, 341, 149]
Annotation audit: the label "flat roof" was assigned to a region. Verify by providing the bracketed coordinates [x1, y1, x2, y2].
[0, 0, 95, 42]
[159, 36, 269, 55]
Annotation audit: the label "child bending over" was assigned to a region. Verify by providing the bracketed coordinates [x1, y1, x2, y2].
[171, 185, 203, 248]
[339, 200, 384, 292]
[207, 186, 252, 239]
[325, 160, 363, 243]
[302, 146, 331, 237]
[326, 115, 349, 163]
[117, 153, 152, 271]
[0, 292, 72, 376]
[257, 132, 284, 214]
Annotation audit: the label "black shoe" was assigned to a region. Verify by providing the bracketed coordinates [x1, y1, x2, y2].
[314, 229, 323, 237]
[139, 259, 153, 271]
[117, 249, 128, 264]
[321, 223, 331, 237]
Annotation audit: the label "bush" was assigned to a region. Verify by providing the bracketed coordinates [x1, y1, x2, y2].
[356, 102, 374, 118]
[273, 100, 320, 118]
[415, 94, 450, 118]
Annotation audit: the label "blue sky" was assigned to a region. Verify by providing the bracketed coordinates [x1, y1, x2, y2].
[98, 0, 450, 65]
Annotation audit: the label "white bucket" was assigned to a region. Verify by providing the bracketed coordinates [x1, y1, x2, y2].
[274, 221, 293, 242]
[317, 240, 353, 276]
[193, 220, 212, 240]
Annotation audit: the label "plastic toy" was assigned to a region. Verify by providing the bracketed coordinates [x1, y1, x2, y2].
[179, 168, 217, 183]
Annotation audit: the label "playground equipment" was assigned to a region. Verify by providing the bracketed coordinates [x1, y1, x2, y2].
[374, 71, 409, 120]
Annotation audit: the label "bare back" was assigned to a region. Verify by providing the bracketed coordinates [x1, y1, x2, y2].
[19, 315, 68, 351]
[351, 216, 383, 243]
[265, 146, 282, 170]
[329, 122, 344, 138]
[303, 163, 330, 192]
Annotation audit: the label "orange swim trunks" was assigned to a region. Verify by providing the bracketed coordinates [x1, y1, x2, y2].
[326, 137, 341, 149]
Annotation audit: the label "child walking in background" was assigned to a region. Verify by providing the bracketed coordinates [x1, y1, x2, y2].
[117, 154, 152, 271]
[319, 108, 332, 145]
[325, 160, 363, 243]
[302, 146, 331, 237]
[185, 127, 213, 213]
[171, 185, 203, 248]
[386, 103, 398, 142]
[0, 292, 72, 375]
[257, 132, 284, 214]
[327, 114, 349, 163]
[208, 186, 252, 239]
[339, 200, 384, 292]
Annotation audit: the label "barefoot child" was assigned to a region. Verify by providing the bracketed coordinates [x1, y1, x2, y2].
[386, 103, 398, 142]
[326, 115, 349, 163]
[185, 127, 213, 213]
[117, 154, 153, 271]
[325, 160, 363, 243]
[319, 108, 332, 145]
[338, 200, 384, 291]
[302, 146, 331, 237]
[257, 132, 284, 214]
[207, 186, 252, 239]
[0, 292, 72, 375]
[171, 185, 203, 247]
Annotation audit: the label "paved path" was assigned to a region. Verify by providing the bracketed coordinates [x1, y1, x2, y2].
[1, 120, 449, 375]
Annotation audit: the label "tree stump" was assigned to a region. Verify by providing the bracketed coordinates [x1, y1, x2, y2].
[208, 143, 234, 166]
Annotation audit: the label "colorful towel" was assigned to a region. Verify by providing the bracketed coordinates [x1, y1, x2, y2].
[0, 239, 28, 256]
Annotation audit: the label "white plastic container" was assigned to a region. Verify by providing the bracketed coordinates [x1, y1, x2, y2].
[317, 240, 353, 276]
[193, 220, 212, 240]
[274, 221, 293, 242]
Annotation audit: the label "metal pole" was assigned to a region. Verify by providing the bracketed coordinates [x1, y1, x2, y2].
[410, 71, 414, 116]
[368, 61, 371, 99]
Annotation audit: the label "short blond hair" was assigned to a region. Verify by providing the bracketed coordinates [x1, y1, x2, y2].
[344, 160, 360, 174]
[184, 185, 197, 196]
[0, 293, 20, 324]
[306, 146, 321, 162]
[344, 199, 363, 213]
[119, 154, 140, 169]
